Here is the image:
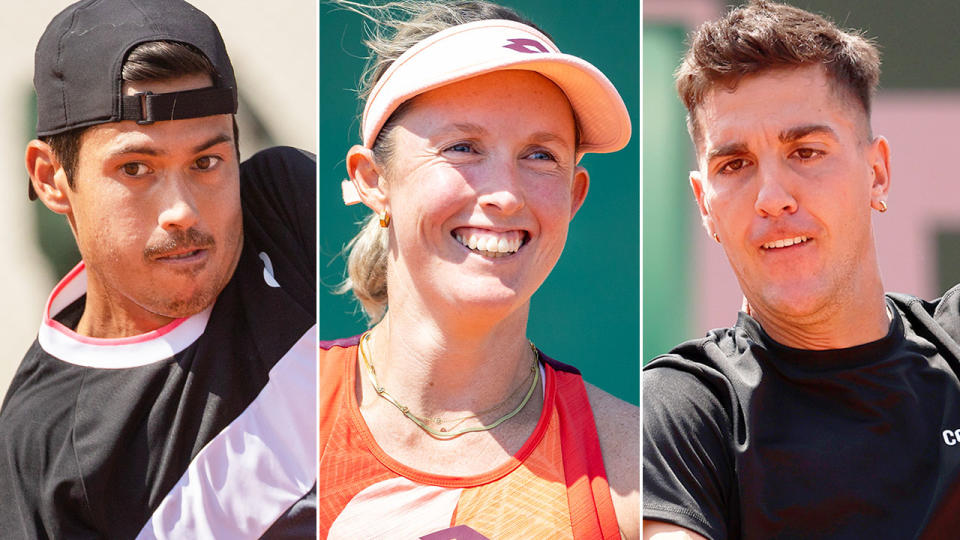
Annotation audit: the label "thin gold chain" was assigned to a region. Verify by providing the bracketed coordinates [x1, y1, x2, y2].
[358, 331, 540, 440]
[421, 352, 536, 427]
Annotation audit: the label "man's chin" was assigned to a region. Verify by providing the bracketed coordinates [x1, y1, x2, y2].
[145, 289, 220, 320]
[753, 284, 834, 320]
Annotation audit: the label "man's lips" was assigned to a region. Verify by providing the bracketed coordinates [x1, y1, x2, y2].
[144, 228, 216, 262]
[152, 247, 210, 263]
[760, 235, 810, 250]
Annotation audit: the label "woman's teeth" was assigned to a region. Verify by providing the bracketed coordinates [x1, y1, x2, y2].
[454, 230, 524, 257]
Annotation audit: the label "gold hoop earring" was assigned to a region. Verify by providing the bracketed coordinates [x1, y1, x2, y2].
[878, 200, 888, 213]
[379, 211, 391, 228]
[712, 233, 721, 244]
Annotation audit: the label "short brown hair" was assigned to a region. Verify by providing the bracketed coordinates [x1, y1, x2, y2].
[676, 0, 881, 144]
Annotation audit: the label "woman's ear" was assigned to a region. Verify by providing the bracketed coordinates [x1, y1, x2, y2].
[346, 145, 389, 215]
[569, 165, 590, 220]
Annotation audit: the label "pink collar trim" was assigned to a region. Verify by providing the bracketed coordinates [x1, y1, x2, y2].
[38, 262, 212, 368]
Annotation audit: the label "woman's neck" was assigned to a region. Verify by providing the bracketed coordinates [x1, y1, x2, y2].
[364, 307, 536, 419]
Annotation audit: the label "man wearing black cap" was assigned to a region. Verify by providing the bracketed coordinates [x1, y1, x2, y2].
[0, 0, 316, 537]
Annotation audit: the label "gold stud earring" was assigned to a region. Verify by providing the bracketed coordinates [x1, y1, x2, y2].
[379, 211, 391, 228]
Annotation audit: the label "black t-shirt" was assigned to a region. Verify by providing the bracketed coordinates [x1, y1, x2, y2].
[0, 147, 317, 539]
[644, 286, 960, 539]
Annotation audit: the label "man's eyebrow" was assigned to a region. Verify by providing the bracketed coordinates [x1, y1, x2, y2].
[192, 133, 233, 154]
[110, 144, 160, 157]
[107, 132, 233, 158]
[705, 125, 839, 162]
[707, 142, 749, 162]
[780, 124, 838, 143]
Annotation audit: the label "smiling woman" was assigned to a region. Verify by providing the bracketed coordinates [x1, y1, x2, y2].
[318, 1, 638, 538]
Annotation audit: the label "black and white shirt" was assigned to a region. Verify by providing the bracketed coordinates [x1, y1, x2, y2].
[0, 146, 317, 539]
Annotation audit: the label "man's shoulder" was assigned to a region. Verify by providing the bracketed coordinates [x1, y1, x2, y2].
[2, 340, 80, 412]
[645, 323, 750, 378]
[889, 284, 960, 347]
[238, 146, 316, 206]
[241, 146, 315, 169]
[239, 146, 315, 185]
[643, 322, 756, 431]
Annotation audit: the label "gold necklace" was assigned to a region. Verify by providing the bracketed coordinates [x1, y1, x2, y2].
[358, 332, 540, 440]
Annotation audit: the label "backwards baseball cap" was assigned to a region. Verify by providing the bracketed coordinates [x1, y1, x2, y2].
[34, 0, 237, 137]
[342, 18, 631, 205]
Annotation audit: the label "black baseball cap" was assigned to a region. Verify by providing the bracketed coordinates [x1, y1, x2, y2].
[35, 0, 238, 136]
[30, 0, 239, 198]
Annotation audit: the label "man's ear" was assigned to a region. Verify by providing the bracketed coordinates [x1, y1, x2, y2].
[569, 165, 590, 220]
[25, 139, 72, 215]
[868, 135, 891, 210]
[690, 170, 717, 239]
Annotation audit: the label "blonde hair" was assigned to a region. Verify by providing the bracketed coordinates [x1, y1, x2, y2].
[335, 0, 542, 324]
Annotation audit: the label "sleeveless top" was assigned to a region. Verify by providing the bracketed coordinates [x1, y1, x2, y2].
[318, 336, 619, 539]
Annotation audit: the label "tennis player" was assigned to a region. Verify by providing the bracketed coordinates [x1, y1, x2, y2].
[644, 1, 960, 538]
[319, 1, 638, 538]
[0, 0, 316, 537]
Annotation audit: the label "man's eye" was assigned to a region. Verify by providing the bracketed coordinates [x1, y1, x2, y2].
[720, 159, 747, 174]
[195, 156, 220, 170]
[794, 148, 821, 159]
[121, 163, 148, 176]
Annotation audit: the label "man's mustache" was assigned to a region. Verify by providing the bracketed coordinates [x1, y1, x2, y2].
[143, 228, 215, 259]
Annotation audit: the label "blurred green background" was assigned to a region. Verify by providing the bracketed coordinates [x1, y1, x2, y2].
[319, 1, 640, 404]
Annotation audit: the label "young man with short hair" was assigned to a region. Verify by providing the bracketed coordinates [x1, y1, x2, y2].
[0, 0, 316, 537]
[644, 1, 960, 538]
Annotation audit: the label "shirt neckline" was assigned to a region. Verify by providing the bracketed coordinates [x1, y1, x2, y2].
[38, 262, 211, 368]
[736, 297, 905, 372]
[341, 343, 556, 488]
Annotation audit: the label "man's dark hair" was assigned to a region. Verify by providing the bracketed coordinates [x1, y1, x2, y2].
[40, 41, 240, 190]
[676, 0, 881, 144]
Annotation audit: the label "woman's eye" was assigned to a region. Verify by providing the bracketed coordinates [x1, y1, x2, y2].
[528, 150, 556, 161]
[446, 143, 474, 153]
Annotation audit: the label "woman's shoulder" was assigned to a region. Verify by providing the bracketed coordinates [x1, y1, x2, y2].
[583, 382, 638, 480]
[585, 382, 640, 539]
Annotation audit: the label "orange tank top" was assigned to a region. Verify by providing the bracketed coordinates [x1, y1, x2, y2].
[317, 336, 620, 539]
